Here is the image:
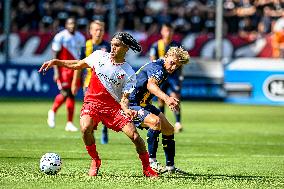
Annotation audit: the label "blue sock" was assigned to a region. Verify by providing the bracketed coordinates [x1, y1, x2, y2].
[162, 134, 175, 166]
[147, 129, 161, 158]
[159, 106, 165, 114]
[101, 125, 108, 144]
[175, 110, 181, 123]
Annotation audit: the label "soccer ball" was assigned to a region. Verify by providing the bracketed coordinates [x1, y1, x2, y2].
[39, 153, 62, 175]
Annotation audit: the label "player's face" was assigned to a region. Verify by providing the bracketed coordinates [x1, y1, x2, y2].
[164, 55, 182, 73]
[90, 23, 104, 42]
[65, 19, 76, 34]
[161, 26, 173, 41]
[110, 38, 128, 60]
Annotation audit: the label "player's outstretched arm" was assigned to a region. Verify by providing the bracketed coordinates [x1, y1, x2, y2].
[38, 59, 89, 74]
[147, 78, 180, 112]
[71, 70, 82, 95]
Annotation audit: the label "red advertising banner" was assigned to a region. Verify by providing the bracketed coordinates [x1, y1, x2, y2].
[0, 32, 273, 65]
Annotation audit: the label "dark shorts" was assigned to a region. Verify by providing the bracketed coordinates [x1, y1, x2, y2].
[129, 104, 160, 129]
[60, 88, 74, 98]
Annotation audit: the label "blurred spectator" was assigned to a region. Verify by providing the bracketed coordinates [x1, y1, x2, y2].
[0, 0, 281, 39]
[224, 0, 240, 34]
[257, 6, 273, 35]
[204, 11, 216, 33]
[272, 12, 284, 58]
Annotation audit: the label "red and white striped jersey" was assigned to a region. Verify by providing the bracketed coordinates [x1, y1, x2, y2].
[84, 50, 136, 103]
[52, 29, 85, 60]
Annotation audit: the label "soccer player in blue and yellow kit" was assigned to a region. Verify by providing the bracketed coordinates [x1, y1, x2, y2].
[72, 20, 111, 144]
[149, 23, 183, 133]
[129, 47, 190, 174]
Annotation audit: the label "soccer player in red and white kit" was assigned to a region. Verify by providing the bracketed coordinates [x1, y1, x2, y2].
[47, 18, 85, 132]
[39, 32, 158, 177]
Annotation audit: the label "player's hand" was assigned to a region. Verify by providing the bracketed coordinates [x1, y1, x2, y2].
[38, 59, 57, 75]
[71, 85, 79, 96]
[124, 109, 137, 120]
[165, 96, 180, 112]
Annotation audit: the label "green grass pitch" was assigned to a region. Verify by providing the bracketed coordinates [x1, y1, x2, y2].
[0, 100, 283, 189]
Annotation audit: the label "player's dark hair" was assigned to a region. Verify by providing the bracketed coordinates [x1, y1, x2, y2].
[112, 32, 142, 53]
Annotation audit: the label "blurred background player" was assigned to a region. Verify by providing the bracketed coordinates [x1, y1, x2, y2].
[149, 23, 184, 133]
[129, 47, 190, 174]
[72, 20, 111, 144]
[47, 17, 85, 132]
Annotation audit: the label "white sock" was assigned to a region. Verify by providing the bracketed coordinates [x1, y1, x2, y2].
[166, 166, 175, 171]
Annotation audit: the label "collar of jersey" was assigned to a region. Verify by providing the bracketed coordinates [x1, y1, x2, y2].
[111, 59, 125, 66]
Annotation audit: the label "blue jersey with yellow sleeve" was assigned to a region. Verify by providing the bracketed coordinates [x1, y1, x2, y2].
[149, 39, 180, 60]
[129, 59, 169, 106]
[80, 39, 110, 88]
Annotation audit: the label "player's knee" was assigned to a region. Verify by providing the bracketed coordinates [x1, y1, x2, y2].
[132, 131, 141, 142]
[150, 117, 161, 131]
[80, 122, 93, 135]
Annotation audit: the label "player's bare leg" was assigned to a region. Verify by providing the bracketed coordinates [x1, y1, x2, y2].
[80, 115, 101, 176]
[122, 123, 158, 177]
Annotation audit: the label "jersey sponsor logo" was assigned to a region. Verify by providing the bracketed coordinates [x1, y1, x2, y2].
[140, 91, 151, 106]
[263, 75, 284, 101]
[97, 72, 121, 87]
[98, 61, 104, 67]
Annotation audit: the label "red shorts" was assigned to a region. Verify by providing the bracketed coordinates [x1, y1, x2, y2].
[80, 102, 131, 132]
[57, 67, 74, 89]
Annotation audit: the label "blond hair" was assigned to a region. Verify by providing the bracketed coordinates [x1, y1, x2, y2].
[165, 47, 190, 65]
[90, 20, 105, 28]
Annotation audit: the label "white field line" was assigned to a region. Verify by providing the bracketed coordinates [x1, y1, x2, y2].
[0, 149, 284, 158]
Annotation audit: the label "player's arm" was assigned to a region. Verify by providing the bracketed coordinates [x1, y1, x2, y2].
[39, 59, 89, 74]
[52, 51, 60, 82]
[120, 92, 137, 120]
[71, 70, 82, 95]
[147, 77, 180, 112]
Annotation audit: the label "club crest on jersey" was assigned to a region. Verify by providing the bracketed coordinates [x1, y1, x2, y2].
[152, 70, 163, 80]
[116, 73, 125, 80]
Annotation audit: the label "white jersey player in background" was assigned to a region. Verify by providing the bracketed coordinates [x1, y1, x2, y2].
[47, 18, 85, 132]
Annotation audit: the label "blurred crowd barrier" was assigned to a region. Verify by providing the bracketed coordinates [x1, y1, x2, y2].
[0, 32, 275, 65]
[0, 32, 283, 105]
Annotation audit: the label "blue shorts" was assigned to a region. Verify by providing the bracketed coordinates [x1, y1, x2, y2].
[129, 104, 160, 129]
